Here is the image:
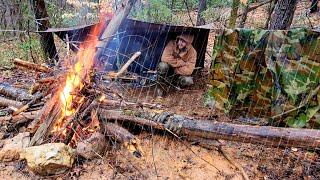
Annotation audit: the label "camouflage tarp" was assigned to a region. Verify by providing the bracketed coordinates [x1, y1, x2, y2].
[206, 28, 320, 128]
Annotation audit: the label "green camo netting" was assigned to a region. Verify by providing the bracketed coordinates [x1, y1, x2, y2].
[206, 28, 320, 128]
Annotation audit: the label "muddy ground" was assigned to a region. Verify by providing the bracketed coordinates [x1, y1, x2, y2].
[0, 68, 319, 180]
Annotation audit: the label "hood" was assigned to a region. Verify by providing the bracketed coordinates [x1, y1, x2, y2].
[176, 34, 194, 46]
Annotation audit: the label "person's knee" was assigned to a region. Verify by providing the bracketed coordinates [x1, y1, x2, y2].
[157, 62, 170, 74]
[179, 76, 194, 87]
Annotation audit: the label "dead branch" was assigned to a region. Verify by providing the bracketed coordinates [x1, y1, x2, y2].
[0, 96, 23, 108]
[13, 58, 53, 73]
[103, 122, 143, 158]
[114, 51, 141, 78]
[238, 0, 272, 17]
[0, 83, 34, 101]
[0, 110, 40, 125]
[13, 93, 44, 116]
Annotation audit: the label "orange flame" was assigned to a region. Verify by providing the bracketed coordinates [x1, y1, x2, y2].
[52, 13, 111, 135]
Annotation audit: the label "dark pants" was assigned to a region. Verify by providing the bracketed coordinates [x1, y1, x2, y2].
[157, 62, 194, 88]
[311, 0, 319, 13]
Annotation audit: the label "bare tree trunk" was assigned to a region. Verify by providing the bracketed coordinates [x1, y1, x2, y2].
[269, 0, 298, 30]
[31, 0, 59, 65]
[239, 0, 250, 28]
[196, 0, 206, 26]
[229, 0, 240, 28]
[265, 0, 276, 29]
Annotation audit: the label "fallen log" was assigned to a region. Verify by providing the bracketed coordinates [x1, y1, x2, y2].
[0, 96, 23, 108]
[13, 58, 53, 73]
[98, 109, 320, 149]
[0, 83, 34, 101]
[0, 110, 39, 124]
[102, 122, 143, 158]
[100, 99, 161, 109]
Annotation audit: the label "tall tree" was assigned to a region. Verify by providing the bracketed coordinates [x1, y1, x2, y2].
[229, 0, 240, 28]
[265, 0, 276, 29]
[268, 0, 298, 30]
[196, 0, 206, 26]
[31, 0, 58, 65]
[239, 0, 250, 28]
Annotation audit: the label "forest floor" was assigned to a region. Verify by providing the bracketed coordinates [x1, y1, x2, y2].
[0, 1, 320, 179]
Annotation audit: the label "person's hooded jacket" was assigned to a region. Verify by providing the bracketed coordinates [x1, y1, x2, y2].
[161, 35, 197, 76]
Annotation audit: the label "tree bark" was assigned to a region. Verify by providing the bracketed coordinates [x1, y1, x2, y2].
[196, 0, 206, 26]
[102, 122, 143, 158]
[13, 58, 53, 73]
[269, 0, 298, 30]
[98, 109, 320, 149]
[265, 0, 276, 29]
[0, 83, 34, 101]
[239, 0, 250, 28]
[229, 0, 240, 28]
[31, 0, 58, 65]
[0, 96, 23, 108]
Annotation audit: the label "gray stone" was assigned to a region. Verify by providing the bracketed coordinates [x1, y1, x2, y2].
[0, 132, 30, 162]
[76, 132, 107, 159]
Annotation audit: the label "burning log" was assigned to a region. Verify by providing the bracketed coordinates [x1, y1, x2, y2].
[13, 58, 53, 73]
[0, 96, 23, 108]
[29, 96, 63, 146]
[0, 83, 34, 101]
[98, 109, 320, 149]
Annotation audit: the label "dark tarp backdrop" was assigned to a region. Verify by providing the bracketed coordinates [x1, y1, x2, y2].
[51, 18, 210, 76]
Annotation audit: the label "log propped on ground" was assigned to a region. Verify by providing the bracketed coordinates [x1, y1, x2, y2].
[98, 109, 320, 149]
[0, 83, 34, 101]
[0, 96, 23, 108]
[13, 58, 53, 73]
[103, 122, 143, 157]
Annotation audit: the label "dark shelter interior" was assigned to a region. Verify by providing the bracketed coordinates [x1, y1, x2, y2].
[52, 18, 210, 76]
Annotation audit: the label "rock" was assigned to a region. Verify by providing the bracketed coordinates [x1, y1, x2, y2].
[76, 132, 107, 159]
[20, 143, 75, 175]
[0, 132, 30, 162]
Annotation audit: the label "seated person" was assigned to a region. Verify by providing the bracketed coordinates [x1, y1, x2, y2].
[157, 34, 197, 94]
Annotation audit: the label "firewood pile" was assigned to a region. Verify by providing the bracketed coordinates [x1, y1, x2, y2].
[0, 55, 153, 174]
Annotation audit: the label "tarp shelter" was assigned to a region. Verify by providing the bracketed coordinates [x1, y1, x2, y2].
[50, 18, 210, 75]
[206, 28, 320, 128]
